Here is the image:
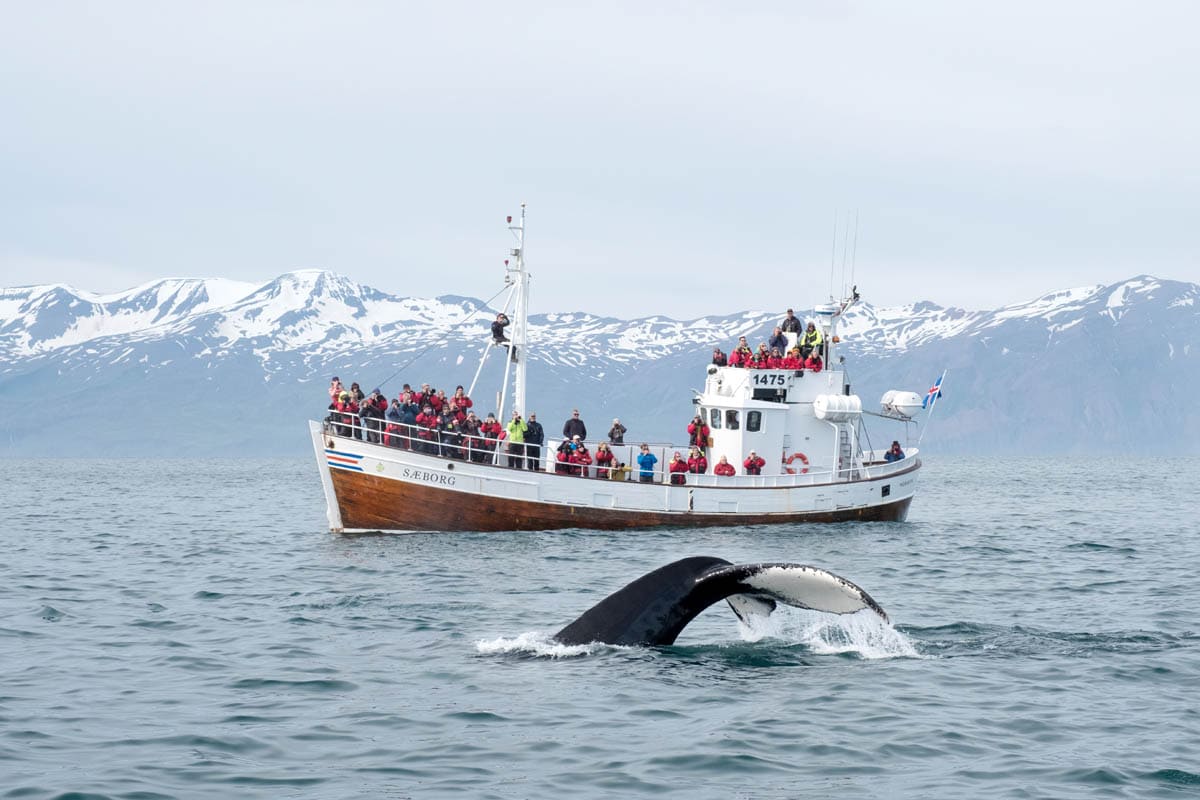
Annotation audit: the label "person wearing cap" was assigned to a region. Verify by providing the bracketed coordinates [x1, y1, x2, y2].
[800, 321, 824, 360]
[569, 436, 593, 477]
[479, 413, 503, 459]
[743, 450, 766, 475]
[607, 418, 626, 445]
[636, 444, 658, 483]
[668, 452, 689, 485]
[524, 412, 544, 471]
[335, 391, 359, 438]
[563, 409, 587, 442]
[506, 410, 528, 469]
[780, 308, 802, 334]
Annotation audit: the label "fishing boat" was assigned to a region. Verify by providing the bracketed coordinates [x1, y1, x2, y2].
[309, 207, 926, 532]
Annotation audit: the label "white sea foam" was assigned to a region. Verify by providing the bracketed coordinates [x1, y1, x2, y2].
[737, 609, 921, 660]
[475, 631, 602, 659]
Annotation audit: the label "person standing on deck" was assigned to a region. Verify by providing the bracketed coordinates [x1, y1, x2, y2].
[608, 418, 626, 445]
[636, 444, 658, 483]
[524, 412, 544, 471]
[563, 409, 587, 442]
[800, 321, 824, 359]
[506, 411, 528, 469]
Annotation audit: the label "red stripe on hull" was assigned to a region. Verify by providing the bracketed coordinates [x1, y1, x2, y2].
[328, 468, 913, 532]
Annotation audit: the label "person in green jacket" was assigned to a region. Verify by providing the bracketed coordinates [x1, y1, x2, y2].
[800, 321, 824, 359]
[506, 411, 528, 469]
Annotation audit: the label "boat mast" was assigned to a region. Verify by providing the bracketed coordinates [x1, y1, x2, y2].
[507, 204, 529, 415]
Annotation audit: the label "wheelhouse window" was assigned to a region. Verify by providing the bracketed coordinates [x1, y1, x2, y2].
[747, 411, 762, 432]
[726, 410, 740, 430]
[709, 408, 722, 429]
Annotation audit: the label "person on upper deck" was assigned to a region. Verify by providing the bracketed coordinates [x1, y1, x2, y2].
[563, 409, 587, 441]
[452, 385, 472, 410]
[608, 418, 626, 445]
[768, 348, 784, 369]
[800, 321, 823, 359]
[729, 337, 753, 368]
[804, 352, 823, 372]
[668, 452, 689, 485]
[711, 347, 727, 367]
[636, 444, 658, 483]
[781, 347, 803, 370]
[750, 344, 771, 369]
[743, 450, 766, 475]
[885, 441, 905, 462]
[329, 376, 343, 403]
[780, 309, 802, 334]
[768, 327, 787, 354]
[713, 455, 736, 476]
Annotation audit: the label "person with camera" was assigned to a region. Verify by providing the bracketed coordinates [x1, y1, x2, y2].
[492, 313, 517, 362]
[607, 418, 626, 445]
[506, 410, 528, 469]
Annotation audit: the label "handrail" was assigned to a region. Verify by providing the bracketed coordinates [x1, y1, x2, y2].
[320, 412, 907, 488]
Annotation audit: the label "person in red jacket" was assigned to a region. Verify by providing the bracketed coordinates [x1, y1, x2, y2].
[751, 343, 771, 368]
[781, 347, 803, 370]
[743, 450, 766, 475]
[570, 438, 593, 477]
[767, 348, 784, 369]
[668, 452, 689, 485]
[687, 447, 707, 475]
[414, 404, 439, 454]
[594, 442, 615, 479]
[804, 353, 824, 372]
[687, 415, 710, 450]
[479, 413, 503, 460]
[729, 337, 753, 367]
[713, 455, 736, 476]
[451, 385, 473, 411]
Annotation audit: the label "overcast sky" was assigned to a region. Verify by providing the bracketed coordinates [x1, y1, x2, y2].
[2, 1, 1197, 317]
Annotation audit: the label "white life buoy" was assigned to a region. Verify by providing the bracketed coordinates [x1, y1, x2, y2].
[783, 452, 809, 475]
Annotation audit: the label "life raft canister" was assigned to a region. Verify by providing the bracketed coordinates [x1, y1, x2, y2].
[783, 452, 809, 474]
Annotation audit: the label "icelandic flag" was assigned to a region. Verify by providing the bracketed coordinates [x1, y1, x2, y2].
[922, 372, 945, 410]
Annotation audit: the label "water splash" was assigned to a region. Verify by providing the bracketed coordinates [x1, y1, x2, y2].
[475, 631, 602, 659]
[737, 609, 921, 660]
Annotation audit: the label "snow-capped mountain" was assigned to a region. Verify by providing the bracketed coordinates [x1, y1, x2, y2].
[0, 272, 1196, 456]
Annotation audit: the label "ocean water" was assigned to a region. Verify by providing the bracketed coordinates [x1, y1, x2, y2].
[3, 456, 1199, 799]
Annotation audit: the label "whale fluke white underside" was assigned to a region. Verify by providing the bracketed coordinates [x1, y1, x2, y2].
[553, 556, 887, 646]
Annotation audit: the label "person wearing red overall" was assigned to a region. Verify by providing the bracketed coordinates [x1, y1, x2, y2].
[668, 452, 689, 485]
[743, 451, 766, 475]
[714, 455, 736, 476]
[594, 442, 615, 479]
[687, 447, 708, 475]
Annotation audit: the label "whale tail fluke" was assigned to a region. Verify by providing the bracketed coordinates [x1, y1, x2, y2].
[553, 557, 887, 647]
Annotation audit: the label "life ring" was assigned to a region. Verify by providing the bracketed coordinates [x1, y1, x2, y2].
[783, 452, 809, 474]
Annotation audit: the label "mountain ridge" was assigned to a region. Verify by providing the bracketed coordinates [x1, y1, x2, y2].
[1, 272, 1196, 456]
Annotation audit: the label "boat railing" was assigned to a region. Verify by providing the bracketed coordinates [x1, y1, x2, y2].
[321, 415, 893, 488]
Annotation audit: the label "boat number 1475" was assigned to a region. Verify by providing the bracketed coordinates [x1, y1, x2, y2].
[751, 373, 788, 386]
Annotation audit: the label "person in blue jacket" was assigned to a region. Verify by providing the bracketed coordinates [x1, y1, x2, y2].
[884, 441, 905, 462]
[636, 444, 658, 483]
